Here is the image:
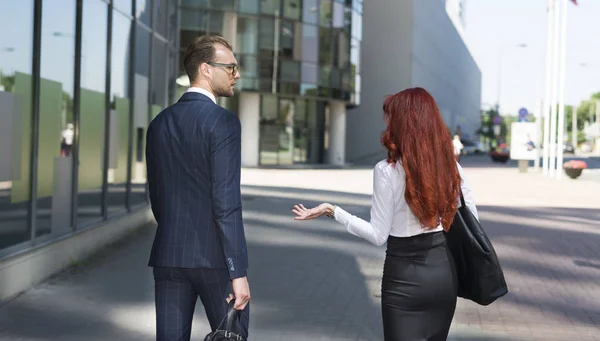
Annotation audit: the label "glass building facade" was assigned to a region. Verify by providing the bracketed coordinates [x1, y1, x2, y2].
[0, 0, 179, 256]
[177, 0, 362, 166]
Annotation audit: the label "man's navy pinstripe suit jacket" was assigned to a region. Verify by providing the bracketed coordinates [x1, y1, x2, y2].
[146, 91, 248, 279]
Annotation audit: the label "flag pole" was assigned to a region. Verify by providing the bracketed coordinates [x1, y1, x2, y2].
[556, 0, 568, 179]
[542, 0, 555, 175]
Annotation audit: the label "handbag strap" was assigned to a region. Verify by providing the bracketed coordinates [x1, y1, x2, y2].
[459, 190, 466, 209]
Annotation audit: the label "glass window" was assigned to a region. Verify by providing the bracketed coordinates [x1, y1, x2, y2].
[239, 0, 259, 14]
[301, 24, 318, 63]
[180, 10, 208, 31]
[114, 0, 133, 14]
[180, 0, 209, 9]
[330, 67, 341, 89]
[259, 94, 279, 165]
[168, 47, 178, 104]
[108, 11, 133, 215]
[259, 18, 275, 59]
[278, 98, 295, 165]
[280, 60, 299, 83]
[352, 0, 363, 13]
[0, 0, 34, 253]
[319, 65, 331, 87]
[36, 0, 76, 240]
[279, 83, 299, 95]
[237, 16, 259, 55]
[238, 55, 259, 90]
[130, 26, 151, 208]
[261, 0, 281, 15]
[305, 99, 323, 163]
[77, 0, 108, 226]
[341, 70, 350, 90]
[283, 0, 301, 20]
[301, 62, 318, 84]
[293, 99, 307, 163]
[280, 20, 294, 59]
[209, 11, 224, 35]
[319, 0, 332, 27]
[259, 58, 275, 80]
[211, 0, 235, 11]
[167, 1, 178, 44]
[350, 37, 360, 74]
[332, 1, 344, 28]
[351, 10, 362, 40]
[333, 28, 349, 68]
[153, 0, 169, 37]
[344, 3, 352, 37]
[303, 0, 318, 24]
[152, 38, 168, 110]
[300, 83, 318, 96]
[319, 27, 332, 65]
[136, 0, 151, 26]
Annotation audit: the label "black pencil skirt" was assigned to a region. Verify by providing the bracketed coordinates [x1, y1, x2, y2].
[381, 231, 458, 341]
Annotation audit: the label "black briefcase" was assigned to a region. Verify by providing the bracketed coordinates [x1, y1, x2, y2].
[204, 299, 245, 341]
[444, 192, 508, 306]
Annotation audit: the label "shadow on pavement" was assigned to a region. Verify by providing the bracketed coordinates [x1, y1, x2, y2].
[0, 185, 384, 340]
[476, 204, 600, 329]
[2, 183, 598, 340]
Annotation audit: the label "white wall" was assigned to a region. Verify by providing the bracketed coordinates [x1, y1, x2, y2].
[327, 100, 346, 165]
[239, 93, 260, 167]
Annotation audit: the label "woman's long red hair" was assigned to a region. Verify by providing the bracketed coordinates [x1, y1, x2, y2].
[381, 87, 461, 231]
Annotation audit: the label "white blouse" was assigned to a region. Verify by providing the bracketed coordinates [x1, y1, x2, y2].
[333, 160, 479, 246]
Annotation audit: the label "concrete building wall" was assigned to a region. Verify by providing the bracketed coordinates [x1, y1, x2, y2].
[411, 0, 481, 140]
[346, 0, 481, 165]
[346, 0, 414, 165]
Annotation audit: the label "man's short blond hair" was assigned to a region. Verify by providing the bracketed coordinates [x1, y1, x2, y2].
[183, 35, 232, 83]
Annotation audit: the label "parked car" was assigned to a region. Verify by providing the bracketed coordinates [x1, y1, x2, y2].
[563, 142, 575, 154]
[489, 143, 510, 163]
[461, 140, 485, 155]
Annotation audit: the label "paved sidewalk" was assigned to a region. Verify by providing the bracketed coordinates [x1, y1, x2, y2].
[1, 156, 599, 340]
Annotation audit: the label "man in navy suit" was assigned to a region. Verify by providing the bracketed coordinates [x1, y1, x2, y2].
[146, 35, 250, 341]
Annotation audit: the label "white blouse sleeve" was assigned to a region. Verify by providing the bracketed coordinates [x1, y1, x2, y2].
[333, 164, 396, 246]
[457, 163, 479, 221]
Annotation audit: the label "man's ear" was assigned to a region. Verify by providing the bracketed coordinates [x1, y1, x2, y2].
[200, 63, 211, 79]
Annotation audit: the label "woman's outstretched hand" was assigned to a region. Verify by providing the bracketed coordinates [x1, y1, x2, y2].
[292, 203, 334, 220]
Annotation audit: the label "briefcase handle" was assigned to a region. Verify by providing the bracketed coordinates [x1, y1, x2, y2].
[224, 298, 240, 332]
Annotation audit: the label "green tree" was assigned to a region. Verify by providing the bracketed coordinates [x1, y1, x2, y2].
[0, 70, 15, 92]
[62, 92, 74, 124]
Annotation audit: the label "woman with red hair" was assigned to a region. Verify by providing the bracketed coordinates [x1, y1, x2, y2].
[292, 87, 479, 340]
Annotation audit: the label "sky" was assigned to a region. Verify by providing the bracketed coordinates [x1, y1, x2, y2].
[464, 0, 600, 117]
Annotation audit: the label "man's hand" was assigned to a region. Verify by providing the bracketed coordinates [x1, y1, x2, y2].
[231, 276, 250, 310]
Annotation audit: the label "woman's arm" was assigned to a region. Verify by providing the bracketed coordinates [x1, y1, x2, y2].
[332, 165, 396, 246]
[457, 163, 479, 221]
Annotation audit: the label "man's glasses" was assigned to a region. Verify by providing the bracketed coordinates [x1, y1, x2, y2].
[207, 62, 238, 76]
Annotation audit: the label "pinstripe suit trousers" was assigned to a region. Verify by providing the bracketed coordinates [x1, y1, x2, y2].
[154, 267, 250, 341]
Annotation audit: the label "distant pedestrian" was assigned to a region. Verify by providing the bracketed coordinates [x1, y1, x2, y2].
[291, 87, 480, 341]
[453, 135, 463, 162]
[60, 123, 74, 157]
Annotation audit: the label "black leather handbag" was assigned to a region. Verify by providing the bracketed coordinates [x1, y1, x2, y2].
[204, 299, 245, 341]
[444, 192, 508, 306]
